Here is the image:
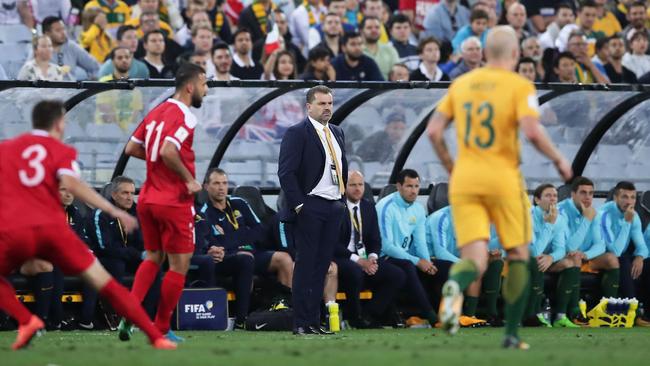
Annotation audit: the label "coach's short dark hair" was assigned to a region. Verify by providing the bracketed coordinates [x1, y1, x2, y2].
[204, 167, 227, 184]
[614, 181, 636, 195]
[533, 183, 556, 202]
[111, 176, 135, 193]
[571, 176, 594, 192]
[175, 62, 206, 91]
[32, 100, 65, 130]
[306, 85, 332, 103]
[396, 169, 419, 184]
[42, 16, 63, 34]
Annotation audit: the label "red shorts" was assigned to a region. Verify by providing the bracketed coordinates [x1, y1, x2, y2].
[0, 224, 95, 276]
[137, 203, 195, 254]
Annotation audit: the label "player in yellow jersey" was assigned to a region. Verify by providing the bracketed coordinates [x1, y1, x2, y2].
[427, 26, 573, 349]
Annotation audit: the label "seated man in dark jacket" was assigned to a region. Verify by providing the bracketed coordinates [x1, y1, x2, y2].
[334, 171, 405, 328]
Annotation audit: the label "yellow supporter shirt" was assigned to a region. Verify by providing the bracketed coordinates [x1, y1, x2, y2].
[84, 0, 131, 29]
[592, 11, 622, 37]
[124, 17, 174, 38]
[80, 24, 116, 63]
[436, 67, 540, 196]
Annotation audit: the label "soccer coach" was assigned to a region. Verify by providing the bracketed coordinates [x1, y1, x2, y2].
[278, 85, 347, 335]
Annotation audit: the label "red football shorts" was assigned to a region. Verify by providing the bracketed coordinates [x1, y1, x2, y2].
[0, 224, 95, 276]
[137, 203, 195, 254]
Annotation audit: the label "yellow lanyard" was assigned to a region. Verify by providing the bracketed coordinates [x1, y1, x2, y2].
[322, 126, 345, 195]
[117, 218, 127, 247]
[349, 206, 362, 237]
[224, 200, 240, 231]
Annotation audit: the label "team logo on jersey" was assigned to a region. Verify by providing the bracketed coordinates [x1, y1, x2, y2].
[233, 210, 242, 219]
[175, 126, 190, 143]
[409, 216, 416, 224]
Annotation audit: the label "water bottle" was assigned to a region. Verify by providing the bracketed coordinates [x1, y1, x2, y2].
[578, 299, 587, 318]
[328, 303, 340, 332]
[542, 298, 551, 324]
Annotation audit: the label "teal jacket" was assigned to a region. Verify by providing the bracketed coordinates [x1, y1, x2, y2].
[377, 192, 430, 264]
[598, 201, 648, 258]
[531, 205, 567, 262]
[425, 206, 460, 263]
[557, 198, 605, 260]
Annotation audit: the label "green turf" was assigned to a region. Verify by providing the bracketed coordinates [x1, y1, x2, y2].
[1, 327, 649, 366]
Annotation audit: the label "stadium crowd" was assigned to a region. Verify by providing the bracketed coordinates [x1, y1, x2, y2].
[3, 0, 650, 83]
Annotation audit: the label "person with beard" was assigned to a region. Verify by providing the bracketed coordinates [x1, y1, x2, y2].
[361, 16, 400, 80]
[230, 28, 264, 80]
[134, 12, 185, 67]
[521, 37, 545, 81]
[41, 16, 99, 80]
[100, 47, 135, 81]
[141, 30, 177, 78]
[99, 25, 150, 79]
[307, 0, 355, 51]
[253, 9, 306, 75]
[332, 32, 384, 81]
[212, 43, 239, 81]
[622, 1, 649, 49]
[308, 12, 343, 58]
[605, 34, 638, 83]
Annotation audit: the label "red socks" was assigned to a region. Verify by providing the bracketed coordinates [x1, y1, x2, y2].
[154, 271, 185, 334]
[130, 259, 160, 302]
[0, 277, 32, 325]
[99, 278, 163, 343]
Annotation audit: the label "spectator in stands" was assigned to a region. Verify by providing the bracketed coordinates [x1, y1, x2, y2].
[99, 25, 150, 79]
[237, 0, 275, 43]
[175, 8, 211, 47]
[558, 176, 620, 326]
[521, 36, 545, 81]
[83, 0, 131, 37]
[130, 0, 183, 31]
[32, 0, 71, 26]
[598, 181, 650, 326]
[344, 0, 362, 29]
[451, 8, 489, 55]
[422, 0, 470, 44]
[212, 42, 239, 81]
[614, 0, 633, 29]
[388, 63, 410, 81]
[506, 2, 530, 42]
[18, 35, 69, 81]
[361, 16, 399, 79]
[187, 50, 210, 71]
[362, 0, 389, 44]
[539, 3, 575, 51]
[126, 6, 175, 38]
[309, 12, 342, 58]
[551, 51, 578, 83]
[448, 36, 482, 80]
[188, 24, 216, 76]
[523, 184, 579, 328]
[80, 6, 116, 63]
[42, 16, 99, 80]
[576, 0, 607, 57]
[290, 0, 327, 55]
[334, 171, 405, 328]
[331, 31, 384, 81]
[357, 111, 406, 163]
[622, 1, 648, 46]
[230, 28, 263, 80]
[592, 36, 610, 70]
[300, 46, 335, 81]
[516, 57, 537, 82]
[307, 0, 353, 50]
[623, 30, 650, 78]
[99, 46, 133, 81]
[253, 9, 306, 75]
[263, 49, 297, 80]
[0, 0, 35, 28]
[566, 31, 609, 83]
[605, 34, 638, 83]
[141, 29, 175, 78]
[593, 0, 622, 37]
[133, 11, 184, 65]
[389, 13, 419, 71]
[409, 37, 449, 82]
[376, 169, 438, 327]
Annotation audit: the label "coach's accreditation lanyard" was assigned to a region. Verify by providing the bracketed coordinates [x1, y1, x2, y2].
[225, 200, 240, 231]
[350, 207, 367, 258]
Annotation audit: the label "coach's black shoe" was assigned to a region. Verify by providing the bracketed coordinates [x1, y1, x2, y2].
[502, 335, 530, 350]
[293, 326, 320, 335]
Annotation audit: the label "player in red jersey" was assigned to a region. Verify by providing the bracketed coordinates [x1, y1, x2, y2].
[0, 100, 176, 350]
[119, 63, 208, 342]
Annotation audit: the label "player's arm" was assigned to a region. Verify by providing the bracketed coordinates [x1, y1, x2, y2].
[427, 110, 454, 174]
[159, 141, 201, 194]
[519, 116, 572, 181]
[59, 174, 138, 233]
[124, 140, 146, 160]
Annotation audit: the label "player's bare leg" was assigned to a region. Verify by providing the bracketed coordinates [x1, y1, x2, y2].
[440, 240, 488, 335]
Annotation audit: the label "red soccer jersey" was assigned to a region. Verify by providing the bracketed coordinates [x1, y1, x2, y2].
[0, 130, 80, 230]
[130, 98, 197, 207]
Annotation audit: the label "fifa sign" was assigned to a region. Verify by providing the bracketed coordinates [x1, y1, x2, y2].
[177, 288, 228, 330]
[184, 301, 217, 320]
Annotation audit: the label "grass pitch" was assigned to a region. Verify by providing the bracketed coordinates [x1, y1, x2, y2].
[1, 327, 649, 366]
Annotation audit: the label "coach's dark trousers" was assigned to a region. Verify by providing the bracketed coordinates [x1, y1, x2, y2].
[618, 255, 650, 315]
[292, 195, 345, 328]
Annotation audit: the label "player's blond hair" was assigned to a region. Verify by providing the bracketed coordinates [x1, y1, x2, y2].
[485, 26, 519, 61]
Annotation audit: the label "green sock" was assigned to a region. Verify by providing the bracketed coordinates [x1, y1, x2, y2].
[601, 268, 620, 298]
[526, 259, 544, 318]
[482, 260, 504, 317]
[555, 267, 579, 315]
[567, 269, 581, 318]
[464, 296, 479, 317]
[449, 259, 479, 291]
[502, 260, 530, 338]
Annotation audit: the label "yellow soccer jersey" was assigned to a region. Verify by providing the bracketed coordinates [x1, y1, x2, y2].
[436, 66, 540, 196]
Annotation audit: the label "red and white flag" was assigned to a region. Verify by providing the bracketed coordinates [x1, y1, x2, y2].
[264, 24, 281, 55]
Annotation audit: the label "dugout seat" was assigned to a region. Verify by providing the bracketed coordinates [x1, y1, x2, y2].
[377, 184, 396, 201]
[232, 185, 276, 224]
[427, 182, 448, 214]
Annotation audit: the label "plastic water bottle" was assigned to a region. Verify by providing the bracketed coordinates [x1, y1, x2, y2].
[328, 303, 340, 332]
